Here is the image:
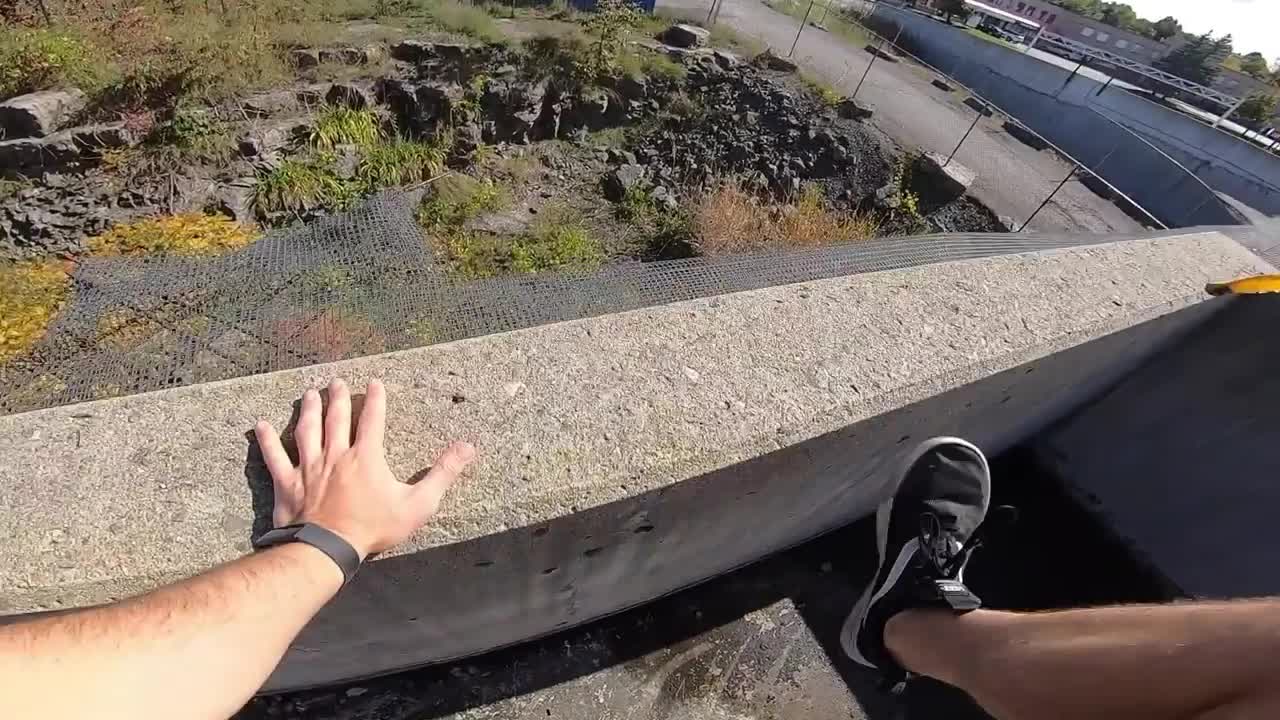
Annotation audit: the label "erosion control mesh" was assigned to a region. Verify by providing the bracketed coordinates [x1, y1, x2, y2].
[2, 192, 1140, 416]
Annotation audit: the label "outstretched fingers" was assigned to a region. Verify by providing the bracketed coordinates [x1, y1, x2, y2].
[411, 442, 476, 520]
[355, 379, 387, 449]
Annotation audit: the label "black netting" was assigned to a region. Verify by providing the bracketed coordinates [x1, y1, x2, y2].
[0, 191, 1159, 415]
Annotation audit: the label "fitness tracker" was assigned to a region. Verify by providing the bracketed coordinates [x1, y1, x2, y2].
[253, 523, 362, 584]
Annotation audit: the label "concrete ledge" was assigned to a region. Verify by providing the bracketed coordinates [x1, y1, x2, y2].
[0, 233, 1268, 690]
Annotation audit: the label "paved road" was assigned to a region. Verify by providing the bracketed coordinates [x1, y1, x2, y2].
[661, 0, 1145, 234]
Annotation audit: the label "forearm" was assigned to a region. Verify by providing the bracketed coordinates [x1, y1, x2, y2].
[0, 543, 343, 720]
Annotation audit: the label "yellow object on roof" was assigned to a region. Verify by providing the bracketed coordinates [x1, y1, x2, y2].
[1205, 275, 1280, 296]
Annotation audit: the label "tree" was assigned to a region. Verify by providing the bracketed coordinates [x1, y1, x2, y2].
[936, 0, 968, 24]
[1240, 52, 1271, 80]
[1098, 3, 1137, 31]
[1056, 0, 1102, 19]
[1157, 32, 1226, 85]
[1235, 92, 1279, 129]
[1152, 16, 1182, 41]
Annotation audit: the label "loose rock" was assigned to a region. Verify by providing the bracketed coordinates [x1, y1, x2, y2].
[659, 24, 710, 49]
[0, 89, 87, 139]
[603, 164, 646, 201]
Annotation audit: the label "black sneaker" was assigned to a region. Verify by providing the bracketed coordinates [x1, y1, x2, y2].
[840, 437, 992, 682]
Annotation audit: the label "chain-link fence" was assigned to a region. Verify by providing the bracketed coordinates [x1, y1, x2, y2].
[697, 0, 1245, 231]
[0, 187, 1145, 416]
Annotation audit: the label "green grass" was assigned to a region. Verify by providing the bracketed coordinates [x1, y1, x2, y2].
[0, 27, 105, 98]
[357, 138, 446, 187]
[310, 106, 382, 150]
[800, 70, 842, 106]
[417, 175, 507, 231]
[766, 0, 872, 48]
[511, 211, 602, 273]
[616, 48, 687, 82]
[253, 158, 356, 215]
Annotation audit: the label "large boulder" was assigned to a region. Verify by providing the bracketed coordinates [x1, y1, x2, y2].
[210, 177, 258, 224]
[603, 164, 646, 201]
[288, 48, 322, 69]
[915, 151, 975, 200]
[377, 78, 463, 134]
[836, 98, 873, 121]
[0, 132, 79, 171]
[390, 39, 475, 64]
[0, 89, 87, 139]
[237, 118, 310, 157]
[753, 50, 798, 73]
[326, 81, 376, 110]
[659, 23, 710, 48]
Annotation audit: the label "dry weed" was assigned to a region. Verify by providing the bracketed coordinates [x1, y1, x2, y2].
[693, 182, 878, 255]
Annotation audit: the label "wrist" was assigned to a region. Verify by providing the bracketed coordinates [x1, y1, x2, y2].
[295, 518, 372, 561]
[271, 542, 346, 591]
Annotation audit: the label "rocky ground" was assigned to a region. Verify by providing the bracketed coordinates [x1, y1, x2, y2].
[0, 15, 1006, 266]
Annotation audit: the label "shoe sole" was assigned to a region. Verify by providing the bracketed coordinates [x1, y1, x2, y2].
[839, 436, 990, 667]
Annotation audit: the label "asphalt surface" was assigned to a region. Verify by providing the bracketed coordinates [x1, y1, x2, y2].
[660, 0, 1145, 234]
[238, 448, 1171, 720]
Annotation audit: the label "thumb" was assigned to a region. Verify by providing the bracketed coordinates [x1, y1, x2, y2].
[410, 441, 476, 520]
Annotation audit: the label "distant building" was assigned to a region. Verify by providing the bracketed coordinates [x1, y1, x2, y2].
[918, 0, 1278, 106]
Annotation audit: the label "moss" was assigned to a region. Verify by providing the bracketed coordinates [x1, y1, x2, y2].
[88, 214, 260, 256]
[0, 260, 71, 364]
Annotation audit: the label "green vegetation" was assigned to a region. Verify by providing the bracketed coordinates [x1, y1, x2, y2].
[254, 158, 357, 215]
[254, 117, 449, 217]
[511, 210, 603, 274]
[1156, 31, 1234, 86]
[147, 106, 234, 163]
[766, 0, 871, 48]
[310, 106, 382, 150]
[417, 174, 506, 231]
[357, 139, 446, 188]
[1236, 93, 1280, 129]
[419, 178, 601, 278]
[0, 28, 103, 98]
[800, 71, 842, 106]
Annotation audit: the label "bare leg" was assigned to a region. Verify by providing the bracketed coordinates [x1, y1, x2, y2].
[885, 601, 1280, 720]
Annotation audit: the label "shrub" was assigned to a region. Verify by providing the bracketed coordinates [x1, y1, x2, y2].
[693, 181, 878, 255]
[253, 158, 355, 215]
[0, 27, 103, 99]
[512, 211, 603, 273]
[776, 184, 879, 246]
[147, 106, 233, 163]
[616, 49, 687, 82]
[88, 213, 261, 256]
[0, 260, 71, 364]
[418, 0, 505, 42]
[310, 106, 383, 150]
[417, 175, 506, 230]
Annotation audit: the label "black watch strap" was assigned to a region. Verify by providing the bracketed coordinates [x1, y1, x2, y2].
[253, 523, 362, 584]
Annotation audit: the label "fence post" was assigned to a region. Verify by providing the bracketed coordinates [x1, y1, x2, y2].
[789, 0, 817, 58]
[1018, 165, 1077, 232]
[945, 112, 982, 167]
[851, 36, 883, 100]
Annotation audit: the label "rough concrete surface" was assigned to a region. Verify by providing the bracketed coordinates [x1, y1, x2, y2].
[0, 233, 1268, 689]
[657, 0, 1142, 233]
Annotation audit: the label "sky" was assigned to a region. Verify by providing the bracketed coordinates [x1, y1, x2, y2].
[1123, 0, 1279, 60]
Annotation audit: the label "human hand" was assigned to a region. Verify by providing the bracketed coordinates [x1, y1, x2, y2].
[254, 378, 475, 559]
